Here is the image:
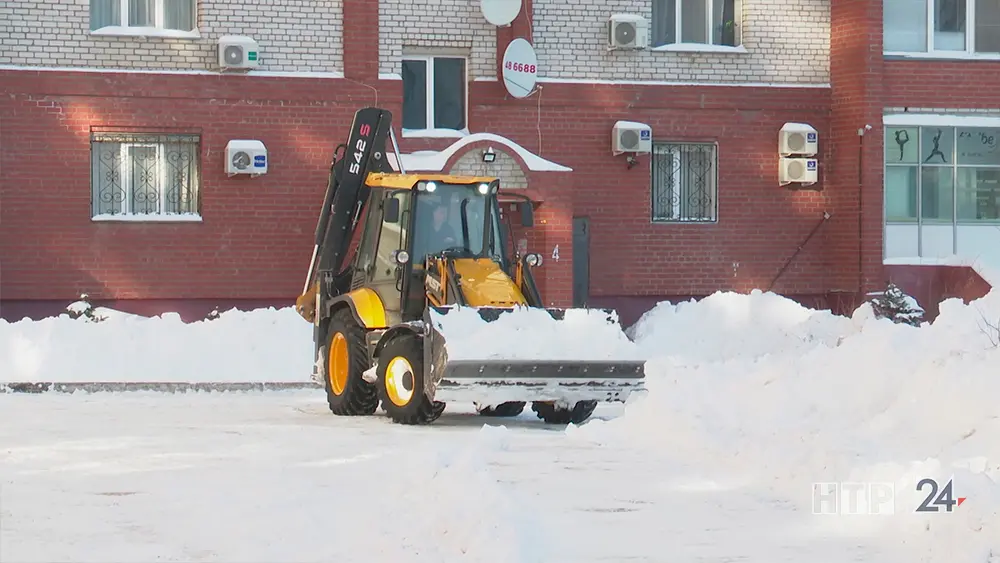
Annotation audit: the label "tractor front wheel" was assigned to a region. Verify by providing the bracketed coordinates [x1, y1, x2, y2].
[376, 333, 445, 425]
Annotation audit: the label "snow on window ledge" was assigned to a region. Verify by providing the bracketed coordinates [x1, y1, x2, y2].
[402, 128, 470, 139]
[90, 26, 201, 40]
[883, 50, 1000, 61]
[651, 43, 748, 54]
[91, 213, 203, 223]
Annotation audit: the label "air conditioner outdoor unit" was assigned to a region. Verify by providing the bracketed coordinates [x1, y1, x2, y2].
[779, 157, 818, 186]
[612, 120, 652, 155]
[218, 35, 261, 70]
[608, 14, 649, 50]
[779, 122, 818, 156]
[226, 139, 268, 176]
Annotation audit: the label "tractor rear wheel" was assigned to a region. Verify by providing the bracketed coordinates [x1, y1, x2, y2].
[531, 400, 598, 425]
[376, 333, 446, 425]
[323, 307, 379, 416]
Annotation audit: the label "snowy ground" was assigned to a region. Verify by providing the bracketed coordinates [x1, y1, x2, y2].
[2, 287, 1000, 562]
[3, 391, 981, 563]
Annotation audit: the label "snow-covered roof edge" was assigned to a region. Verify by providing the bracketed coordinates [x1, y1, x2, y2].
[386, 132, 572, 173]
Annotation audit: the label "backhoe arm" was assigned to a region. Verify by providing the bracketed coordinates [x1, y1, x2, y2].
[296, 107, 394, 322]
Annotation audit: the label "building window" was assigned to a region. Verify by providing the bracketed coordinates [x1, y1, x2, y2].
[401, 56, 467, 133]
[885, 125, 1000, 223]
[651, 141, 718, 222]
[884, 0, 1000, 54]
[90, 132, 201, 219]
[651, 0, 742, 47]
[90, 0, 197, 32]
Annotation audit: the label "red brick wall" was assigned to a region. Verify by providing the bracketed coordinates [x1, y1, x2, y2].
[343, 0, 380, 82]
[886, 265, 991, 320]
[461, 81, 836, 298]
[827, 0, 886, 296]
[394, 81, 839, 302]
[1, 69, 859, 311]
[884, 60, 1000, 108]
[0, 70, 379, 302]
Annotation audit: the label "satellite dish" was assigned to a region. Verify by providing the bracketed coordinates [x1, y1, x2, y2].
[481, 0, 522, 26]
[501, 38, 537, 99]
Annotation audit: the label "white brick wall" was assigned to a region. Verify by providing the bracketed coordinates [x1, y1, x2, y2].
[534, 0, 829, 84]
[379, 0, 496, 79]
[0, 0, 344, 73]
[451, 149, 528, 188]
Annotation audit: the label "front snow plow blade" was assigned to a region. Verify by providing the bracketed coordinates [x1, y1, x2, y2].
[424, 305, 646, 405]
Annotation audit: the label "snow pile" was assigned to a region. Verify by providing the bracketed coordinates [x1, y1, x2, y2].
[626, 290, 861, 363]
[577, 288, 1000, 562]
[429, 305, 642, 361]
[0, 305, 314, 383]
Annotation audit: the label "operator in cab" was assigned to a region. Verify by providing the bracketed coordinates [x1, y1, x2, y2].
[412, 191, 458, 262]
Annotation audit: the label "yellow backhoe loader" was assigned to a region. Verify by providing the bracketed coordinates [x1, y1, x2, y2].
[294, 107, 645, 425]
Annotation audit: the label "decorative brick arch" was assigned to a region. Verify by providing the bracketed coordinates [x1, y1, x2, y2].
[447, 143, 529, 189]
[394, 132, 570, 173]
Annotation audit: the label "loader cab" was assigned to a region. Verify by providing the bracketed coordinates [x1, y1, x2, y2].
[350, 174, 529, 324]
[405, 180, 507, 266]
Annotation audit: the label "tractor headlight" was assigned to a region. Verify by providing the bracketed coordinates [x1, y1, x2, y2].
[478, 183, 489, 194]
[525, 253, 542, 267]
[425, 181, 437, 192]
[394, 250, 410, 264]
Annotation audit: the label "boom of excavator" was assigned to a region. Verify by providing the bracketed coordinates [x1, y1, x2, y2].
[294, 107, 645, 425]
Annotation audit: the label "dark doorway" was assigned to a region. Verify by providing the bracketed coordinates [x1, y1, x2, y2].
[572, 216, 590, 307]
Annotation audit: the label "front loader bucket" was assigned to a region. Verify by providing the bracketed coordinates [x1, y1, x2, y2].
[423, 305, 646, 406]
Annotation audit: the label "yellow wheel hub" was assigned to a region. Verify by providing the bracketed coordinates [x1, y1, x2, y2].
[328, 332, 349, 395]
[384, 356, 415, 407]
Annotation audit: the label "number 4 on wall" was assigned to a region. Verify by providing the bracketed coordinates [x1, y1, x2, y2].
[915, 478, 967, 512]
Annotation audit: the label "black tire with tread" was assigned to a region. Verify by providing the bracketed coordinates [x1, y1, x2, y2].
[376, 333, 445, 425]
[478, 401, 526, 417]
[324, 307, 379, 416]
[531, 400, 598, 425]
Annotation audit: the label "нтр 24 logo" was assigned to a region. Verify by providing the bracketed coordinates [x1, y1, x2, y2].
[915, 477, 967, 512]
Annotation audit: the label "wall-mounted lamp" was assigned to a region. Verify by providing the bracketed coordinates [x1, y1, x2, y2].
[482, 146, 496, 163]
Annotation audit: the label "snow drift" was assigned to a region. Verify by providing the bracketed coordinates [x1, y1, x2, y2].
[1, 304, 314, 383]
[577, 288, 1000, 563]
[3, 281, 1000, 561]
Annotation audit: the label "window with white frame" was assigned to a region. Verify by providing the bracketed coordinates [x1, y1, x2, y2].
[90, 132, 201, 218]
[884, 0, 1000, 54]
[884, 125, 1000, 223]
[651, 141, 718, 222]
[651, 0, 742, 47]
[401, 55, 468, 132]
[90, 0, 197, 32]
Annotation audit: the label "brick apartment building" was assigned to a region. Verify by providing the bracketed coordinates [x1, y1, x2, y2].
[0, 0, 996, 325]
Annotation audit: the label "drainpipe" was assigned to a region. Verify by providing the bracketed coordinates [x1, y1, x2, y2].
[857, 124, 872, 294]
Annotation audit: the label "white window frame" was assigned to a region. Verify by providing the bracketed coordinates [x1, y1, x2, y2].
[90, 0, 200, 38]
[651, 0, 746, 53]
[90, 132, 202, 222]
[882, 113, 1000, 257]
[651, 141, 719, 223]
[884, 0, 1000, 59]
[401, 54, 470, 139]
